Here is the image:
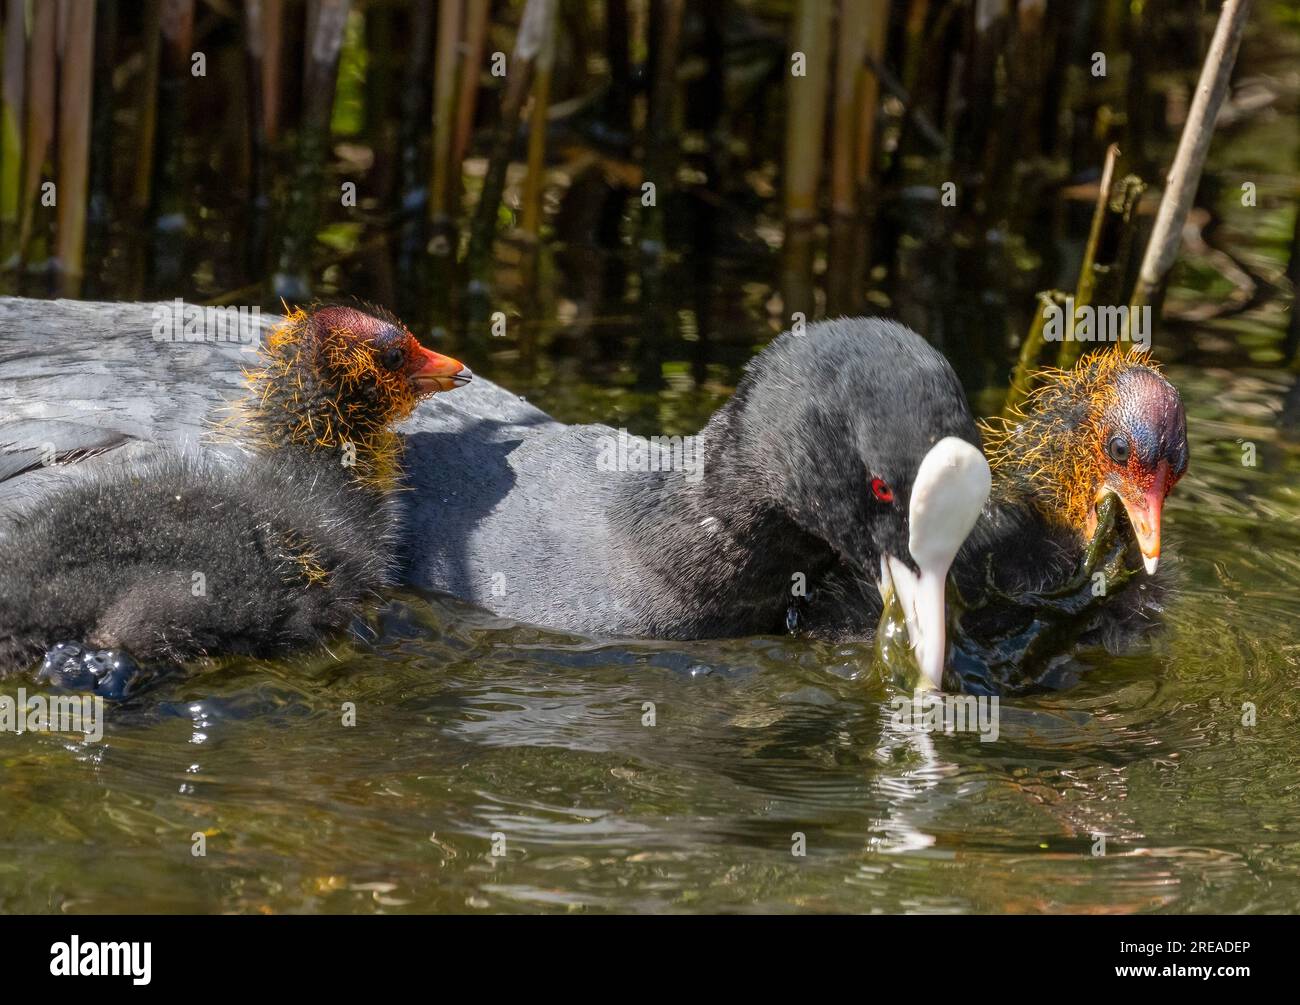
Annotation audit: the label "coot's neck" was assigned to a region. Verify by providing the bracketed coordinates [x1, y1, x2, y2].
[241, 358, 405, 493]
[943, 400, 1098, 603]
[982, 381, 1108, 539]
[960, 487, 1078, 591]
[609, 402, 843, 638]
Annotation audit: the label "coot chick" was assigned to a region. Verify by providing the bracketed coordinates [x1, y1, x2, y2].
[404, 317, 991, 689]
[0, 305, 470, 696]
[942, 349, 1188, 690]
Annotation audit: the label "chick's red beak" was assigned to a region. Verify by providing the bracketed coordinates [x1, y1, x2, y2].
[411, 345, 472, 394]
[1116, 459, 1170, 576]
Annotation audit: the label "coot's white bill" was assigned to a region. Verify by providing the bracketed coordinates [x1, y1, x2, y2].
[877, 436, 991, 690]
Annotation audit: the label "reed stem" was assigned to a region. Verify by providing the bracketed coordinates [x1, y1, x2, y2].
[0, 0, 23, 263]
[429, 0, 463, 228]
[520, 1, 558, 239]
[17, 0, 56, 265]
[55, 0, 96, 283]
[783, 0, 832, 226]
[466, 0, 555, 275]
[1130, 0, 1251, 316]
[1002, 290, 1066, 417]
[454, 0, 490, 170]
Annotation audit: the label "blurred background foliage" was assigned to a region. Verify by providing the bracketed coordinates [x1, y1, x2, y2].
[0, 0, 1296, 430]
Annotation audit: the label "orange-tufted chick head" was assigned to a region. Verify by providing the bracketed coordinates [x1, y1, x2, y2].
[292, 304, 470, 416]
[1084, 362, 1188, 573]
[982, 349, 1188, 574]
[243, 304, 471, 489]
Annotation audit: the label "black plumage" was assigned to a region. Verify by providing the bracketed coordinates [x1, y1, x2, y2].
[0, 297, 1187, 694]
[0, 304, 469, 695]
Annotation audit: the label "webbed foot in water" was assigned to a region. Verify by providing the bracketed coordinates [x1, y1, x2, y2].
[36, 642, 144, 700]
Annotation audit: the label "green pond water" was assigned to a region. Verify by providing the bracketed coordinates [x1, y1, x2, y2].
[3, 351, 1297, 914]
[3, 10, 1300, 915]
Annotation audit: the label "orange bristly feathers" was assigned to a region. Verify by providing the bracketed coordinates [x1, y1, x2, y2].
[217, 308, 421, 492]
[979, 346, 1153, 536]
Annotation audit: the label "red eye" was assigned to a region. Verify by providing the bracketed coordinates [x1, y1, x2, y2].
[870, 477, 894, 503]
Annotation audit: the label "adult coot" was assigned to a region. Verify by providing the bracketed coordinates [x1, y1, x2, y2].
[0, 304, 470, 696]
[401, 316, 991, 689]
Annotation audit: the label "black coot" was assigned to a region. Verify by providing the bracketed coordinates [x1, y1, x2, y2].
[402, 316, 991, 688]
